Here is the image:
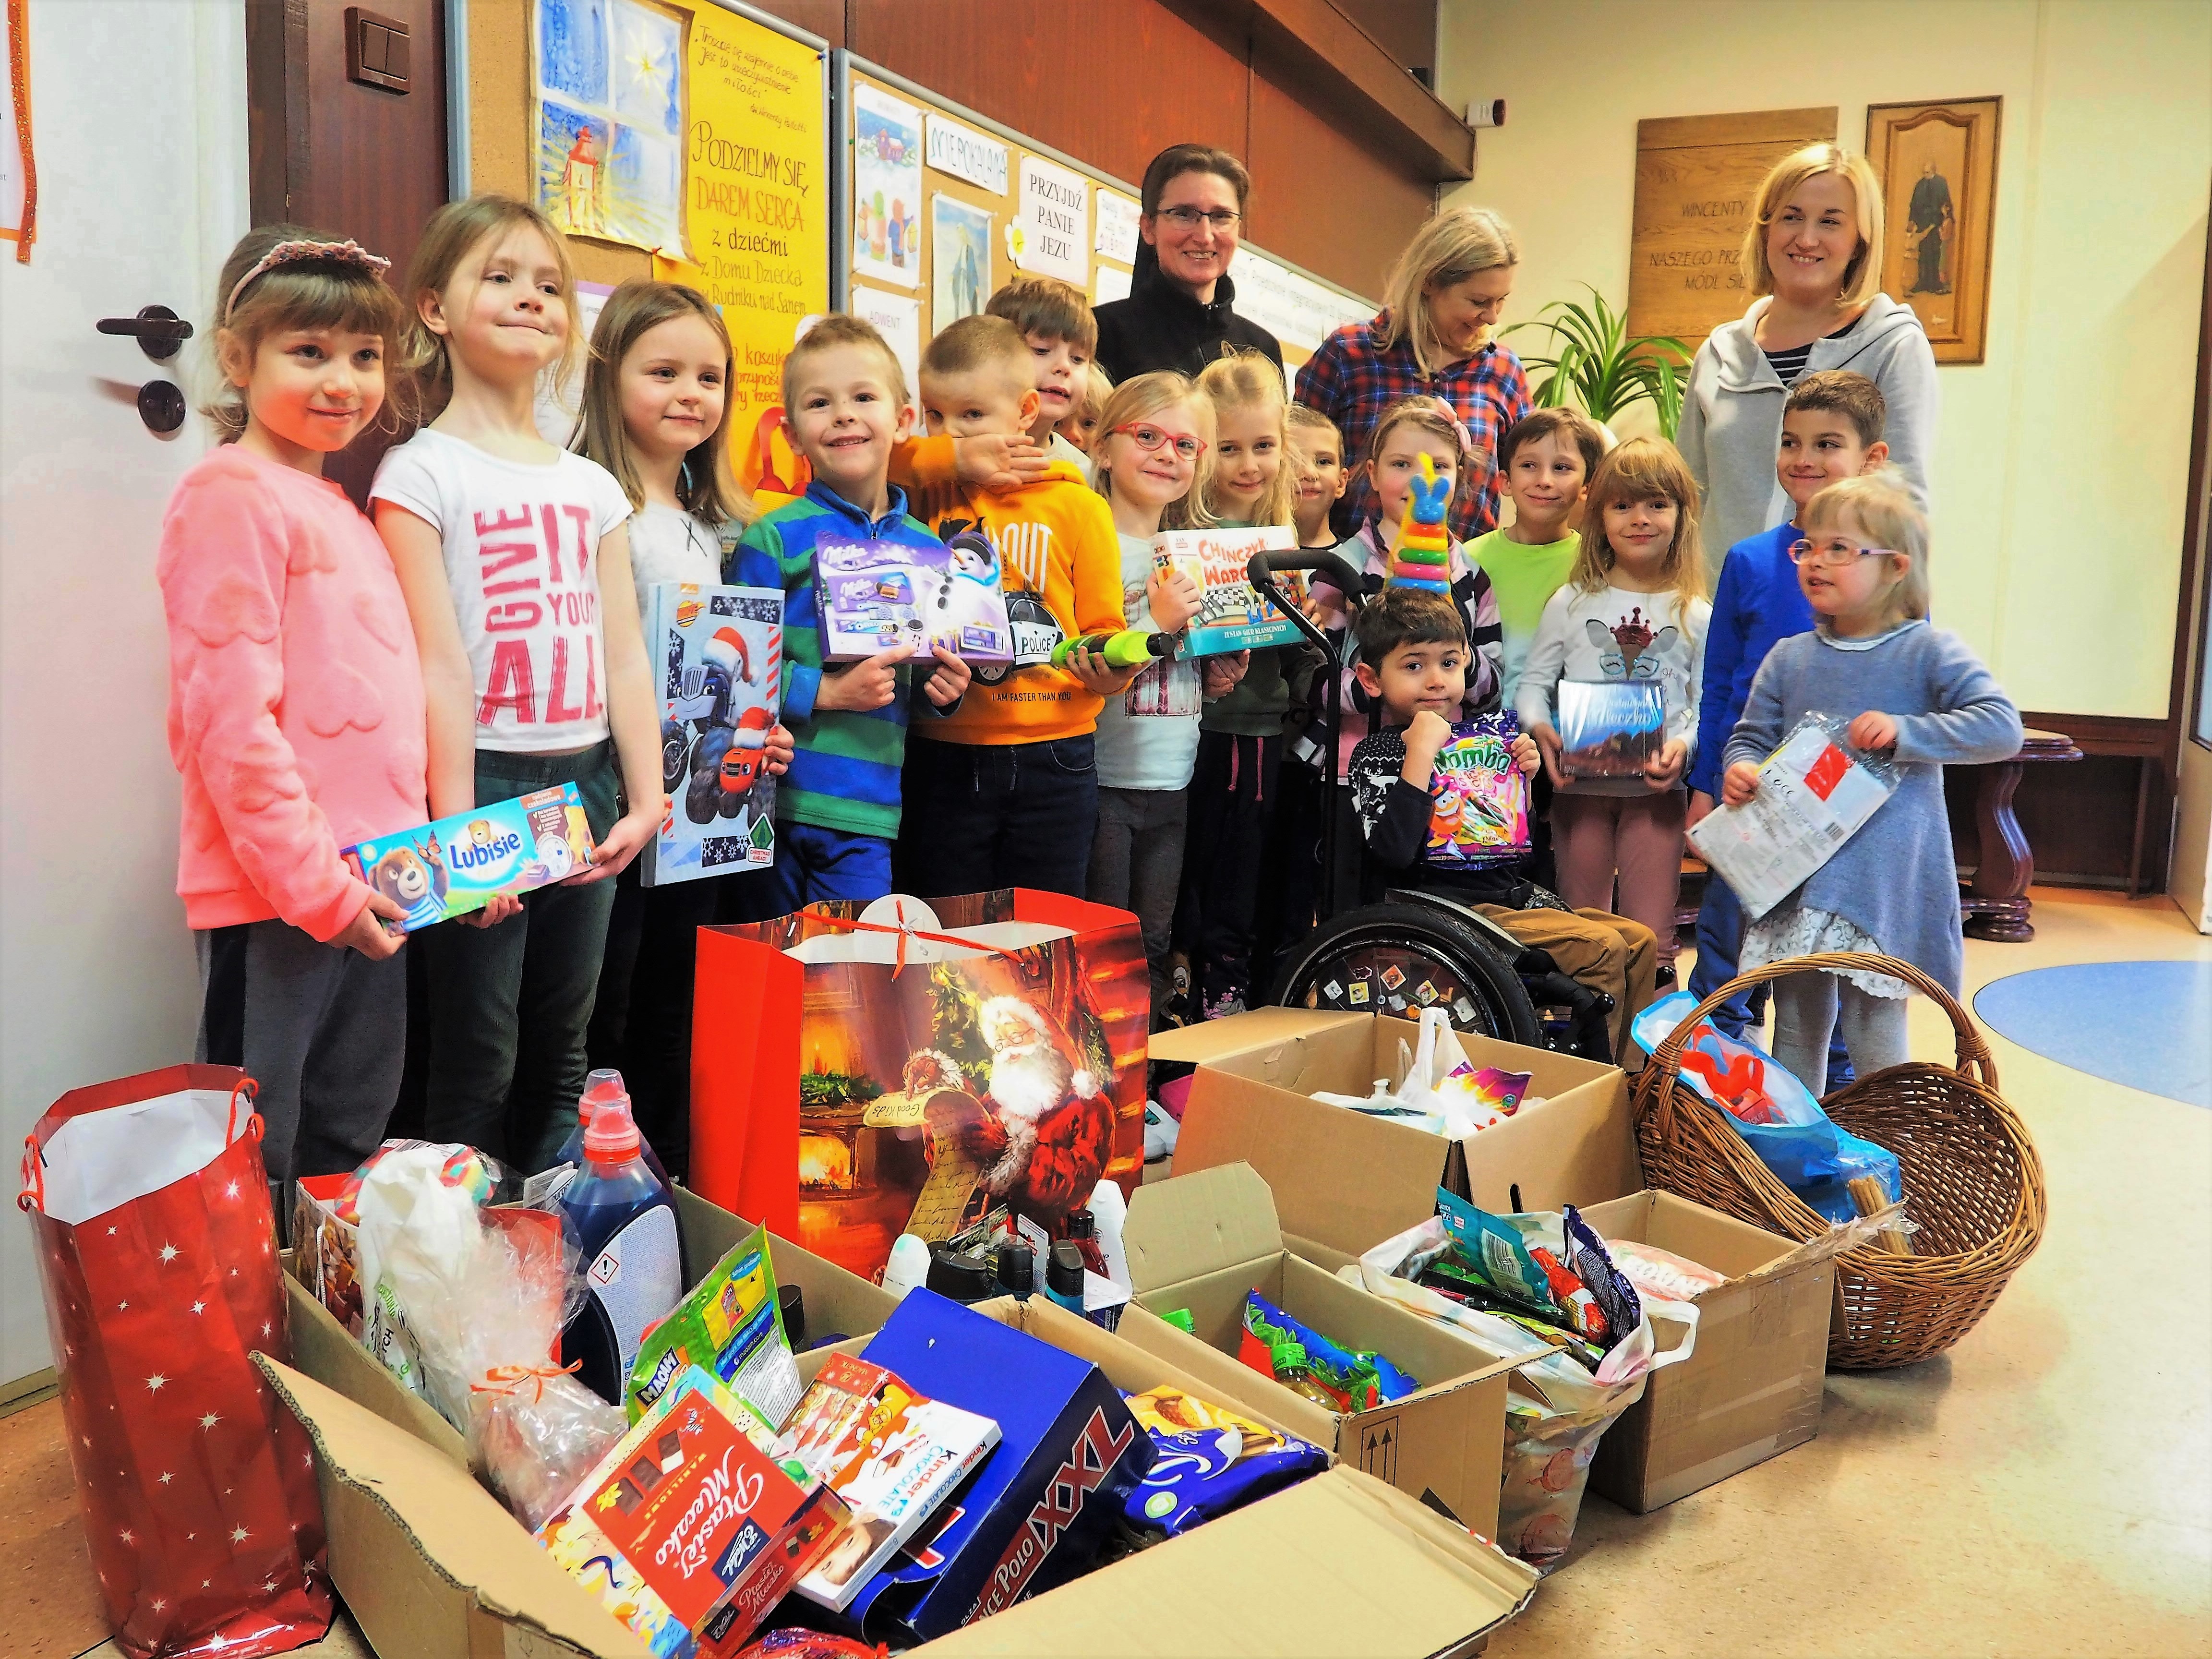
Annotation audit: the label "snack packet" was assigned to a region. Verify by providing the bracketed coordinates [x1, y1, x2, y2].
[1434, 1189, 1562, 1320]
[1604, 1238, 1728, 1303]
[1562, 1205, 1643, 1346]
[1236, 1292, 1419, 1411]
[1122, 1385, 1328, 1537]
[627, 1223, 800, 1430]
[1426, 715, 1532, 868]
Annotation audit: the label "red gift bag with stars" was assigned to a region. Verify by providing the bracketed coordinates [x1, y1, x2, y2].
[19, 1065, 334, 1658]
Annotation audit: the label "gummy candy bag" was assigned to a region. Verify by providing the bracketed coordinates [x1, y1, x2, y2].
[1426, 715, 1531, 869]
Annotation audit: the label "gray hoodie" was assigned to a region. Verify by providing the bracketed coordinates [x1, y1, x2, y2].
[1675, 294, 1939, 580]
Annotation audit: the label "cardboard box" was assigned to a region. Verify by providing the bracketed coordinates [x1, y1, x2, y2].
[255, 1289, 1538, 1657]
[1577, 1190, 1835, 1513]
[1119, 1161, 1527, 1539]
[280, 1185, 902, 1469]
[1155, 1010, 1640, 1255]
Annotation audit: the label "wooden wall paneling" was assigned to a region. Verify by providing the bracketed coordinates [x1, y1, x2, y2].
[1245, 61, 1431, 295]
[1333, 0, 1437, 81]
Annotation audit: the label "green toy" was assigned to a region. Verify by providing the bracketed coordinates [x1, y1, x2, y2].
[1049, 629, 1174, 670]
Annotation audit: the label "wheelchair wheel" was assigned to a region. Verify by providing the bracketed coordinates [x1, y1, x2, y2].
[1271, 901, 1543, 1046]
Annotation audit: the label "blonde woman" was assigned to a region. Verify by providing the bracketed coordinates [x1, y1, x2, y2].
[1293, 205, 1531, 543]
[1676, 143, 1939, 575]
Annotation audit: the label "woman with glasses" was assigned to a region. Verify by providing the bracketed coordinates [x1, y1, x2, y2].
[1294, 206, 1531, 544]
[1094, 144, 1284, 383]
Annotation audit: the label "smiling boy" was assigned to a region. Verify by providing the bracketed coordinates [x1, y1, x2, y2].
[1471, 408, 1606, 707]
[728, 314, 970, 908]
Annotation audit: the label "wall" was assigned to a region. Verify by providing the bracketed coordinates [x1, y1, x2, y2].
[1435, 0, 2212, 723]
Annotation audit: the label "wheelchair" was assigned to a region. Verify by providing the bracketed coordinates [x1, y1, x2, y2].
[1246, 549, 1616, 1063]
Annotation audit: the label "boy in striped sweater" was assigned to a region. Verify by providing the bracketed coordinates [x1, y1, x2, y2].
[730, 315, 970, 907]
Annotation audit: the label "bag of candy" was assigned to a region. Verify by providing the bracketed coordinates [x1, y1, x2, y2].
[1426, 714, 1531, 868]
[1237, 1292, 1419, 1412]
[1122, 1385, 1329, 1537]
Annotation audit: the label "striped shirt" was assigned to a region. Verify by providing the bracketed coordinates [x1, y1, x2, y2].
[729, 483, 953, 840]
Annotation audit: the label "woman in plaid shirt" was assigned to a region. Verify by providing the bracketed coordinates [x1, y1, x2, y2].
[1294, 207, 1532, 543]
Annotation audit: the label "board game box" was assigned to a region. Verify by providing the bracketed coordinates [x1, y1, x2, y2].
[1150, 525, 1302, 656]
[814, 534, 1014, 664]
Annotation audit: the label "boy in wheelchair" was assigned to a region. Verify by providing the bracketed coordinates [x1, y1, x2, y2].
[1346, 588, 1659, 1066]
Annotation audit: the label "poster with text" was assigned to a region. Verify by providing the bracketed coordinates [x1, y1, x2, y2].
[651, 5, 829, 482]
[931, 195, 992, 328]
[853, 83, 923, 289]
[854, 286, 922, 407]
[534, 0, 687, 257]
[925, 113, 1008, 196]
[1093, 189, 1140, 265]
[1015, 155, 1088, 286]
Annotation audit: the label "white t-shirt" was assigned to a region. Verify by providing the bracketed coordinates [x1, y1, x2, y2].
[626, 502, 731, 611]
[1094, 532, 1202, 792]
[371, 429, 632, 753]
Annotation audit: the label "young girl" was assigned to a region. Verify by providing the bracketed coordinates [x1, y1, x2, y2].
[160, 225, 422, 1185]
[1083, 372, 1211, 1029]
[372, 196, 664, 1173]
[1515, 437, 1710, 978]
[576, 279, 793, 1181]
[1722, 472, 2019, 1093]
[1056, 363, 1113, 455]
[1170, 350, 1298, 1021]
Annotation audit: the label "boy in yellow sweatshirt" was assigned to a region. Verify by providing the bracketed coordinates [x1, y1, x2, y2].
[893, 315, 1139, 898]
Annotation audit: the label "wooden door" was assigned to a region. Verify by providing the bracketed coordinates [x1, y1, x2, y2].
[247, 0, 450, 503]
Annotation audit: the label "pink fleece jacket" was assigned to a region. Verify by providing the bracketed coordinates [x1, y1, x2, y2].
[159, 445, 428, 941]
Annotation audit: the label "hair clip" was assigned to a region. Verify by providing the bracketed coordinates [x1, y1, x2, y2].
[224, 238, 393, 323]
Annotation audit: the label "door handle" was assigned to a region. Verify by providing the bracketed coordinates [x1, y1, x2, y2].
[97, 305, 193, 361]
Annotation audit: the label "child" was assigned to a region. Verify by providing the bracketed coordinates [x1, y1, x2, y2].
[373, 195, 665, 1172]
[729, 313, 971, 910]
[576, 279, 794, 1179]
[1286, 404, 1348, 549]
[1346, 589, 1659, 1061]
[1690, 371, 1889, 1038]
[1721, 472, 2020, 1093]
[893, 315, 1131, 897]
[1473, 407, 1604, 707]
[1170, 349, 1302, 1021]
[986, 275, 1098, 470]
[1516, 437, 1710, 980]
[161, 226, 421, 1185]
[1084, 372, 1213, 1028]
[1056, 362, 1114, 455]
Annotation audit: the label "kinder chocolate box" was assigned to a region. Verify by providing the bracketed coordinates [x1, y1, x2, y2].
[344, 785, 596, 931]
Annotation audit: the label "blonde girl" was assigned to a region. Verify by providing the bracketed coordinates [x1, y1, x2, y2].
[1084, 371, 1210, 1027]
[1294, 206, 1532, 542]
[1722, 472, 2018, 1092]
[160, 225, 421, 1185]
[1056, 362, 1114, 455]
[575, 279, 792, 1180]
[372, 195, 664, 1172]
[1515, 437, 1710, 974]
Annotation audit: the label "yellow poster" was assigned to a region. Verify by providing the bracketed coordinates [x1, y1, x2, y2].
[653, 5, 827, 481]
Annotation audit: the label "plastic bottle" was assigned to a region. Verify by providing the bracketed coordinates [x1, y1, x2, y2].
[1065, 1211, 1110, 1279]
[925, 1245, 998, 1305]
[881, 1234, 933, 1301]
[1044, 1241, 1088, 1317]
[556, 1069, 670, 1185]
[559, 1089, 683, 1404]
[1084, 1178, 1130, 1290]
[1271, 1342, 1341, 1409]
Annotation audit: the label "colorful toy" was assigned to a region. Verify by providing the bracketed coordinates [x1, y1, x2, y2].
[1048, 628, 1173, 670]
[343, 786, 594, 932]
[1388, 452, 1452, 591]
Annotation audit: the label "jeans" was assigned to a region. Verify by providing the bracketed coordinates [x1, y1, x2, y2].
[419, 742, 621, 1173]
[1088, 786, 1187, 1028]
[754, 821, 894, 913]
[1694, 871, 1854, 1084]
[896, 734, 1099, 899]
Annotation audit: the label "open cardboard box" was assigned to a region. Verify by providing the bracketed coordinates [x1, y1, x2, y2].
[257, 1280, 1538, 1657]
[1154, 1010, 1640, 1254]
[279, 1184, 902, 1467]
[1119, 1161, 1530, 1540]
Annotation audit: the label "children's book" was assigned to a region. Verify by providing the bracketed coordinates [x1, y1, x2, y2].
[1556, 681, 1665, 780]
[1151, 525, 1303, 656]
[814, 534, 1014, 664]
[646, 583, 782, 887]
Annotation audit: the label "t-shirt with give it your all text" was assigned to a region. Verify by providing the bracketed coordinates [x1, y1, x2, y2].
[371, 428, 633, 753]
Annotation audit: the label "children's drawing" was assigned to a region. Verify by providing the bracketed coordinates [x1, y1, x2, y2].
[853, 84, 923, 289]
[534, 0, 685, 256]
[537, 0, 608, 105]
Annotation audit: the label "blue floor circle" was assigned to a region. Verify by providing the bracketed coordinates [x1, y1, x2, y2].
[1972, 961, 2212, 1108]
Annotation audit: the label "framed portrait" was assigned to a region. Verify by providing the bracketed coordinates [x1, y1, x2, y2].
[1866, 97, 2001, 364]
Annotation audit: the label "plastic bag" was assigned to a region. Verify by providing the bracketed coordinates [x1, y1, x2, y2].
[1686, 710, 1902, 919]
[1633, 991, 1903, 1218]
[1311, 1010, 1515, 1139]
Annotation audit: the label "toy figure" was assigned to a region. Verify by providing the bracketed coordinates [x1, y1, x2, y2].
[1388, 452, 1452, 592]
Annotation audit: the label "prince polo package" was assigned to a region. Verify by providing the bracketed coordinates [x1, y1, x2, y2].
[343, 785, 595, 932]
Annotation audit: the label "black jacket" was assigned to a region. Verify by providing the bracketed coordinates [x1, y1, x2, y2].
[1094, 241, 1284, 382]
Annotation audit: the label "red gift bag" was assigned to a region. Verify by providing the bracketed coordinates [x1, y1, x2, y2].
[19, 1065, 334, 1659]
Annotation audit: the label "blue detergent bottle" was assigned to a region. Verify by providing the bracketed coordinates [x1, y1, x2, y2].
[559, 1085, 684, 1405]
[557, 1068, 670, 1186]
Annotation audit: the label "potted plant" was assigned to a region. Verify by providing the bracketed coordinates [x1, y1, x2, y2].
[1504, 286, 1693, 439]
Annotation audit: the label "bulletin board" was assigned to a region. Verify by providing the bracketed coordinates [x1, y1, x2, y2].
[835, 56, 1372, 386]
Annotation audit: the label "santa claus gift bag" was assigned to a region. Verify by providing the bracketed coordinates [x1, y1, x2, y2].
[692, 891, 1148, 1283]
[19, 1066, 333, 1658]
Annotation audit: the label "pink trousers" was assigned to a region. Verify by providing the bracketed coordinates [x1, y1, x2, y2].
[1551, 789, 1688, 966]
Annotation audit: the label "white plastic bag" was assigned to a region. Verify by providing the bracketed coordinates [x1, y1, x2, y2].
[1312, 1010, 1511, 1139]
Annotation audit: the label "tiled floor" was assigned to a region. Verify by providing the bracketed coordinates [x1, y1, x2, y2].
[9, 889, 2209, 1659]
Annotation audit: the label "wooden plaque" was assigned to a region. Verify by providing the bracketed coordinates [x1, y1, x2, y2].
[1628, 108, 1839, 350]
[1867, 98, 2002, 365]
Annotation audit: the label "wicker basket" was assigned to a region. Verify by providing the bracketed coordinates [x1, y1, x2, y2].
[1632, 952, 2046, 1370]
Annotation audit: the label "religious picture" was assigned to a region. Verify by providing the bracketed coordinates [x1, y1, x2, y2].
[931, 195, 993, 327]
[1868, 97, 2001, 365]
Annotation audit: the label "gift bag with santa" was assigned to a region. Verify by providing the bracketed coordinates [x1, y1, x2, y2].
[690, 892, 1148, 1283]
[644, 582, 782, 886]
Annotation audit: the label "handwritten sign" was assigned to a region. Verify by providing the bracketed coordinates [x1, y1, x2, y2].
[1093, 189, 1140, 265]
[925, 112, 1008, 196]
[1626, 108, 1837, 349]
[652, 7, 829, 454]
[1230, 251, 1369, 355]
[1016, 154, 1088, 285]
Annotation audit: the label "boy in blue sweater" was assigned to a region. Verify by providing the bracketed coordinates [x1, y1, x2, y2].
[1687, 371, 1887, 1037]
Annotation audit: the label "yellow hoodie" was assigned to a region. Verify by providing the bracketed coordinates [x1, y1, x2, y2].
[890, 443, 1123, 744]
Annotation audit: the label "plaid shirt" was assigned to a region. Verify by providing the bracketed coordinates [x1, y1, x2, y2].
[1293, 312, 1534, 543]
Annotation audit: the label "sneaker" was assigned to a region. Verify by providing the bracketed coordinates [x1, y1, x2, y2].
[1143, 1100, 1180, 1163]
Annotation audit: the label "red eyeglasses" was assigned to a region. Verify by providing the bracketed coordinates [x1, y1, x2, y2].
[1111, 422, 1207, 460]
